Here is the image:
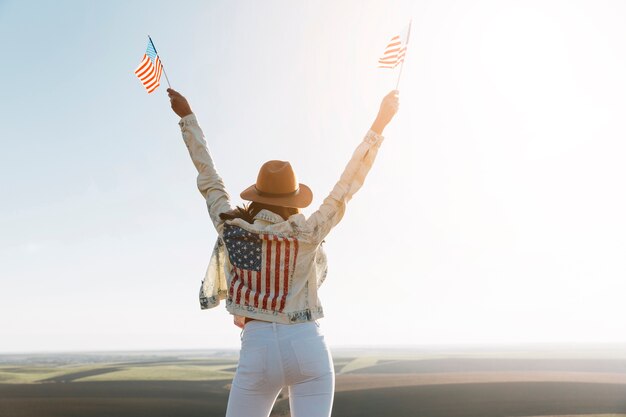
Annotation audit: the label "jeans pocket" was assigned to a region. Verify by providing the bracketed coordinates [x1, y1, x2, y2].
[290, 334, 333, 377]
[234, 344, 267, 390]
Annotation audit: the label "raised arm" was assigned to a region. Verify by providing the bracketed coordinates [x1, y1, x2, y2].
[305, 90, 399, 242]
[168, 88, 233, 231]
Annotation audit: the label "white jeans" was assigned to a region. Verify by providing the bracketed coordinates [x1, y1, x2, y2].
[225, 319, 335, 417]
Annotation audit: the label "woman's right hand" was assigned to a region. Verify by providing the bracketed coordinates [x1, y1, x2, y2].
[371, 90, 399, 134]
[167, 88, 193, 118]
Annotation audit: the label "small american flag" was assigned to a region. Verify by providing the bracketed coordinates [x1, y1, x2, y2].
[378, 22, 412, 69]
[135, 38, 163, 94]
[223, 224, 299, 312]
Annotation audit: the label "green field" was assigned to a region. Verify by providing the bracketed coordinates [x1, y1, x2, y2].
[0, 355, 357, 384]
[1, 347, 626, 417]
[0, 361, 233, 384]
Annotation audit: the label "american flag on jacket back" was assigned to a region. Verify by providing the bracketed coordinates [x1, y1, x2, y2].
[223, 224, 299, 312]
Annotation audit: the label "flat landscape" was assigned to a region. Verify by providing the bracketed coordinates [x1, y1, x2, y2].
[1, 346, 626, 417]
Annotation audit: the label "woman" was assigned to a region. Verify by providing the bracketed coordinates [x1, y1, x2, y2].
[168, 87, 399, 417]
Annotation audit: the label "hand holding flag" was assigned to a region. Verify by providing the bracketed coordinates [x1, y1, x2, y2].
[371, 90, 400, 135]
[167, 88, 193, 118]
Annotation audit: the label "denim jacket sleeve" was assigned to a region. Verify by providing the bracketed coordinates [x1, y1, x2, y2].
[179, 113, 233, 231]
[305, 129, 385, 243]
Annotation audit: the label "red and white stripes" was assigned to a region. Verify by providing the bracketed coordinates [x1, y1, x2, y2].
[134, 54, 163, 94]
[378, 35, 407, 69]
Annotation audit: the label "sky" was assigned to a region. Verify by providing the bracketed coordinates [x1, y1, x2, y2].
[1, 0, 626, 353]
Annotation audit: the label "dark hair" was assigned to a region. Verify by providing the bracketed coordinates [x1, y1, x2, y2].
[219, 201, 299, 224]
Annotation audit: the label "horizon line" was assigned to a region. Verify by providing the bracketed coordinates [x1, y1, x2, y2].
[3, 342, 626, 356]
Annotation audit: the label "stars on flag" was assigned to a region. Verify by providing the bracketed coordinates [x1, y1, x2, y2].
[224, 226, 263, 271]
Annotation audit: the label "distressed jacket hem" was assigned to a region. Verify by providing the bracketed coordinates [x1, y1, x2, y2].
[225, 302, 324, 324]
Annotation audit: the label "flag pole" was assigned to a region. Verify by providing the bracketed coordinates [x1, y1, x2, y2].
[395, 19, 412, 90]
[148, 35, 172, 88]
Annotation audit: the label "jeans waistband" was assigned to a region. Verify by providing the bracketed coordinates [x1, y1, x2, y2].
[239, 319, 320, 341]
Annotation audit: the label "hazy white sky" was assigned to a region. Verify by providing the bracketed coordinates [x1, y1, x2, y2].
[1, 0, 626, 353]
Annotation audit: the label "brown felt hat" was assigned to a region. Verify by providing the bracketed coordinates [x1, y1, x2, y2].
[240, 160, 313, 208]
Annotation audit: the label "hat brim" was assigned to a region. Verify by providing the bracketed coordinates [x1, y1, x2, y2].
[240, 183, 313, 208]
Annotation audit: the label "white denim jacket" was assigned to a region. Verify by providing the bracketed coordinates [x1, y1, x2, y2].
[179, 113, 384, 326]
